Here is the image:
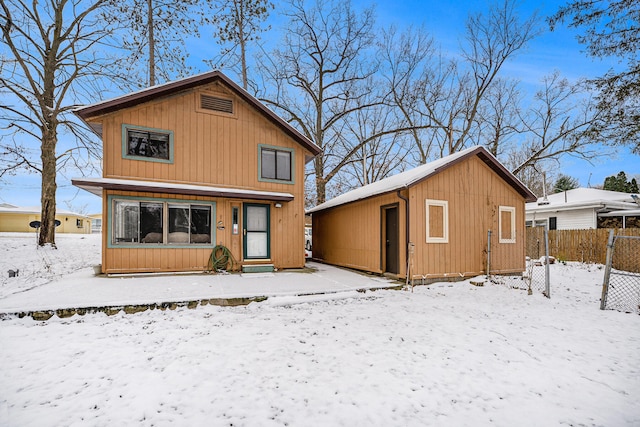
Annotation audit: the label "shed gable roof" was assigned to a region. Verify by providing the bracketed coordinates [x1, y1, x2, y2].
[73, 70, 321, 159]
[308, 146, 536, 213]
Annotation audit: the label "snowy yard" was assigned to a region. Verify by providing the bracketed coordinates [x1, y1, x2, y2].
[0, 233, 639, 426]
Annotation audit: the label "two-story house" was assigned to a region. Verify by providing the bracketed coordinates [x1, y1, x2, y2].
[73, 71, 321, 274]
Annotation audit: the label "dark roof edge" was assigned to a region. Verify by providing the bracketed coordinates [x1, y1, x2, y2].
[71, 179, 295, 202]
[73, 70, 321, 157]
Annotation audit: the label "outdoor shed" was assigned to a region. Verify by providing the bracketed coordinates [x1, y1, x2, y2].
[73, 71, 321, 274]
[308, 146, 537, 281]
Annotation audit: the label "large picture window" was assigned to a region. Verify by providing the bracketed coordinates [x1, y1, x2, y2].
[499, 206, 516, 243]
[122, 124, 173, 163]
[259, 145, 293, 183]
[426, 199, 449, 243]
[111, 198, 213, 246]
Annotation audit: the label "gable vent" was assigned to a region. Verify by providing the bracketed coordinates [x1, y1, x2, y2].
[200, 94, 234, 114]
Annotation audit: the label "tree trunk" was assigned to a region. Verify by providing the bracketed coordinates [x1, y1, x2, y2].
[314, 156, 326, 205]
[147, 0, 155, 86]
[39, 134, 57, 247]
[237, 2, 248, 89]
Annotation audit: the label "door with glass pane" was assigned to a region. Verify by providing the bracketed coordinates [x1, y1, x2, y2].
[243, 204, 270, 259]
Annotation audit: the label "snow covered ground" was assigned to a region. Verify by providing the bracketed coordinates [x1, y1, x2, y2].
[0, 233, 639, 426]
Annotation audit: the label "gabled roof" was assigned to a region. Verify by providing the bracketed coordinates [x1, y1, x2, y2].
[526, 188, 639, 213]
[308, 146, 536, 213]
[73, 70, 321, 160]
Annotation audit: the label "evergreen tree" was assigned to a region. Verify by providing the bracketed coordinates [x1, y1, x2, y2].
[553, 174, 579, 193]
[603, 171, 640, 193]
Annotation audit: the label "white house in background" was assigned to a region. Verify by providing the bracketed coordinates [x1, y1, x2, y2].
[526, 188, 640, 230]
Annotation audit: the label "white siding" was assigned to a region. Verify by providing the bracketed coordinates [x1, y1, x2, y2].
[527, 208, 597, 230]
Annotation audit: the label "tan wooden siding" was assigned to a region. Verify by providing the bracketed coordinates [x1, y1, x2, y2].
[89, 80, 310, 274]
[312, 192, 407, 275]
[96, 82, 307, 196]
[102, 189, 305, 274]
[409, 155, 525, 278]
[313, 154, 527, 280]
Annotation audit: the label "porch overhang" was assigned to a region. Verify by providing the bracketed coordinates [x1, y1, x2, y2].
[72, 177, 294, 202]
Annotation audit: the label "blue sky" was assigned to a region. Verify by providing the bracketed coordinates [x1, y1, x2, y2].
[0, 0, 637, 214]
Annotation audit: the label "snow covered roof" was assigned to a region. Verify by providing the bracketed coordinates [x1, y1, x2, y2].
[72, 177, 295, 202]
[73, 70, 321, 161]
[526, 188, 639, 214]
[599, 208, 640, 217]
[0, 204, 91, 218]
[308, 146, 536, 213]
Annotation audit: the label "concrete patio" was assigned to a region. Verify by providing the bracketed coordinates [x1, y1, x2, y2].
[0, 261, 402, 319]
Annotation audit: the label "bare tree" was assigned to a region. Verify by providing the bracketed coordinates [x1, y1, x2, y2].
[341, 92, 411, 187]
[378, 26, 450, 165]
[258, 0, 378, 205]
[0, 0, 113, 246]
[511, 71, 604, 177]
[105, 0, 202, 87]
[431, 0, 540, 155]
[475, 77, 522, 157]
[209, 0, 273, 89]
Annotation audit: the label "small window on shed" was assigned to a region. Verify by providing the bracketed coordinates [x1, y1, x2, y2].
[426, 199, 448, 243]
[499, 206, 516, 243]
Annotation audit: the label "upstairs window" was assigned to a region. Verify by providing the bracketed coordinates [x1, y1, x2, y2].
[122, 124, 173, 163]
[259, 145, 294, 184]
[499, 206, 516, 243]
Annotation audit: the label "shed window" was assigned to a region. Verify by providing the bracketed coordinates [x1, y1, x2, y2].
[112, 198, 213, 246]
[122, 124, 173, 163]
[259, 145, 294, 183]
[426, 199, 449, 243]
[499, 206, 516, 243]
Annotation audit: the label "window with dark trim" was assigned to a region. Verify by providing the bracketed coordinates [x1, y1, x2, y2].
[122, 124, 173, 163]
[260, 146, 293, 183]
[549, 217, 557, 230]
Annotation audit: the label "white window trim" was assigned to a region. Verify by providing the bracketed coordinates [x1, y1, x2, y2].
[499, 206, 516, 243]
[425, 199, 449, 243]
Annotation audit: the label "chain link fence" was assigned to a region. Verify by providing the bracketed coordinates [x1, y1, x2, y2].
[524, 228, 551, 297]
[601, 231, 640, 314]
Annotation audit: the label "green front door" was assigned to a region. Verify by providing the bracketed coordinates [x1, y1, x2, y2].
[243, 203, 270, 259]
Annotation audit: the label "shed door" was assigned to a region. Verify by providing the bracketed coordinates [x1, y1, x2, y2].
[384, 206, 399, 274]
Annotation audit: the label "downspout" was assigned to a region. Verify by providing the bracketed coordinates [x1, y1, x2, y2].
[397, 189, 410, 276]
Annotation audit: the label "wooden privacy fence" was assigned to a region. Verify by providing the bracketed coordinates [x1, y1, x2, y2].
[526, 228, 640, 265]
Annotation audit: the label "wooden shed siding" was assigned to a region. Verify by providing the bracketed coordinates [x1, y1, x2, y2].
[312, 192, 406, 275]
[101, 187, 305, 274]
[312, 154, 526, 280]
[408, 156, 525, 278]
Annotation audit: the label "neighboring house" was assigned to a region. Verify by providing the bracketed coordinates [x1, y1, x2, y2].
[88, 213, 102, 233]
[526, 188, 640, 230]
[308, 146, 536, 281]
[73, 71, 321, 274]
[0, 204, 91, 234]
